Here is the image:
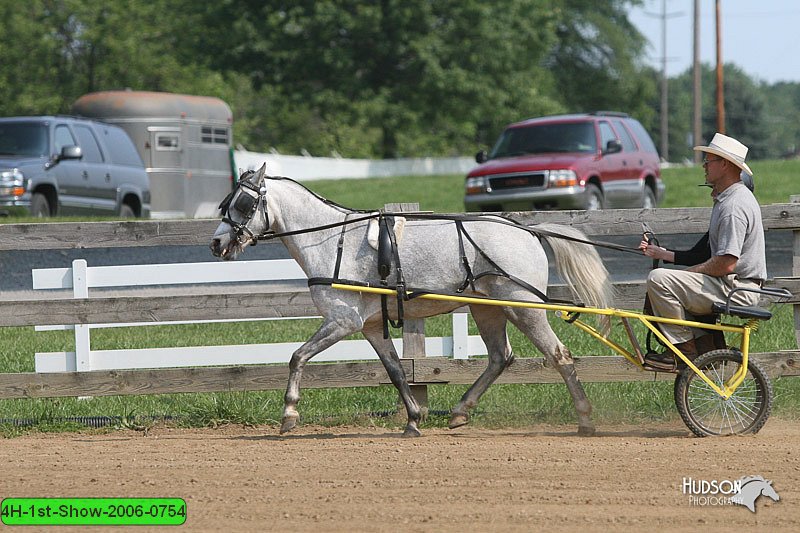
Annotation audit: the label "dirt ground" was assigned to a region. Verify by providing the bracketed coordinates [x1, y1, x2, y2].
[2, 419, 799, 532]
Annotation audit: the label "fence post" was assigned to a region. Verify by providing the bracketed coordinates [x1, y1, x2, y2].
[452, 311, 470, 359]
[384, 202, 429, 417]
[792, 195, 800, 349]
[72, 259, 91, 372]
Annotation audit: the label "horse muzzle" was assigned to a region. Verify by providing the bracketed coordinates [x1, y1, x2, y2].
[210, 237, 237, 260]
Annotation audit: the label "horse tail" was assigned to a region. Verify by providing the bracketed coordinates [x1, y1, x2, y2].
[535, 223, 615, 331]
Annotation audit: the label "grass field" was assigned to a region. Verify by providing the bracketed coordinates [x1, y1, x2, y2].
[305, 158, 800, 212]
[1, 159, 799, 435]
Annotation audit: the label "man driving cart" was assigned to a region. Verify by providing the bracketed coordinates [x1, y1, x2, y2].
[638, 133, 767, 372]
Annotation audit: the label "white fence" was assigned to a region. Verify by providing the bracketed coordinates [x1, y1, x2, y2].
[234, 150, 476, 181]
[31, 259, 487, 374]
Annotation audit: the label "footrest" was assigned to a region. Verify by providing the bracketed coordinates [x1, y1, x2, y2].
[710, 302, 772, 320]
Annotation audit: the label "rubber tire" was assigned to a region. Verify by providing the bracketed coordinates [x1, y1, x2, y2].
[584, 184, 604, 210]
[674, 349, 772, 437]
[641, 186, 656, 208]
[30, 193, 50, 217]
[119, 204, 136, 218]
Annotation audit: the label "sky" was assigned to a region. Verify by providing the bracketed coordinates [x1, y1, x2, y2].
[628, 0, 800, 84]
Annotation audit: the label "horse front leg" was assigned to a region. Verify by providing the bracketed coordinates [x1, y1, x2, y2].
[449, 305, 513, 429]
[281, 314, 363, 434]
[362, 321, 422, 437]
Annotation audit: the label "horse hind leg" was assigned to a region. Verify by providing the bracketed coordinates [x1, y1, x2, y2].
[449, 305, 514, 429]
[362, 321, 422, 437]
[506, 307, 595, 436]
[281, 314, 363, 434]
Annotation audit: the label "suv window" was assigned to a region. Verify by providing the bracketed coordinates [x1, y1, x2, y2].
[0, 122, 48, 157]
[612, 120, 637, 152]
[103, 126, 145, 166]
[625, 119, 659, 154]
[54, 125, 76, 154]
[490, 122, 597, 158]
[73, 125, 105, 163]
[598, 121, 617, 152]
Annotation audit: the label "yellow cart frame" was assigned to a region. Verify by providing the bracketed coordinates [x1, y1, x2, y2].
[331, 283, 760, 400]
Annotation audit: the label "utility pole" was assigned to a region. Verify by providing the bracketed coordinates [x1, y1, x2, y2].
[692, 0, 702, 161]
[646, 1, 683, 162]
[715, 0, 725, 133]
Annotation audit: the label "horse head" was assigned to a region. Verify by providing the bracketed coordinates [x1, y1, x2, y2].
[210, 163, 270, 260]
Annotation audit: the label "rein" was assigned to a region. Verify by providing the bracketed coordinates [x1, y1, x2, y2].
[222, 173, 643, 255]
[256, 211, 644, 256]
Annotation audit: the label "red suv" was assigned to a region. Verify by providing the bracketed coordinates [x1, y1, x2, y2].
[464, 112, 664, 211]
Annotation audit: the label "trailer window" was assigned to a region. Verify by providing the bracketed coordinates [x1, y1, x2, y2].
[156, 133, 180, 151]
[202, 126, 229, 145]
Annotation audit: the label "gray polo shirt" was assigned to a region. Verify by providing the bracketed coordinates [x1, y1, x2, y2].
[708, 182, 767, 281]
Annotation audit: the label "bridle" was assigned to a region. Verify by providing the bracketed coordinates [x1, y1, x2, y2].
[219, 174, 272, 246]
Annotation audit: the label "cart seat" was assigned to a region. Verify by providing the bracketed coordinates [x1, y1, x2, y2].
[710, 302, 772, 320]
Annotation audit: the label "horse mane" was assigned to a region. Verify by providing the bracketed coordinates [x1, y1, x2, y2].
[739, 475, 768, 486]
[265, 175, 375, 216]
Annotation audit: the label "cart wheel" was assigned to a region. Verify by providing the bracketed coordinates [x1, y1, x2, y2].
[674, 349, 772, 437]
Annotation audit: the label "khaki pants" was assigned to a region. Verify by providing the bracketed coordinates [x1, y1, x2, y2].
[646, 268, 761, 344]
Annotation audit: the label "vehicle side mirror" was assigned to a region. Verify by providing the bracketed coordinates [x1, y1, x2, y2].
[603, 139, 622, 155]
[475, 150, 488, 164]
[60, 145, 83, 160]
[46, 145, 82, 169]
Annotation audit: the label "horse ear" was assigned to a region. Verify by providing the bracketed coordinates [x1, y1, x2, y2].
[253, 163, 267, 184]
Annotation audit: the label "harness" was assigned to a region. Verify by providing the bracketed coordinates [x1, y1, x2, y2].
[220, 174, 643, 338]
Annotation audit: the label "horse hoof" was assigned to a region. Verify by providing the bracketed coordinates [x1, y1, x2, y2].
[402, 426, 422, 438]
[448, 414, 469, 429]
[279, 417, 297, 434]
[577, 425, 596, 437]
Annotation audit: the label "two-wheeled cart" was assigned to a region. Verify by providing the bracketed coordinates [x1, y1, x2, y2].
[333, 283, 792, 437]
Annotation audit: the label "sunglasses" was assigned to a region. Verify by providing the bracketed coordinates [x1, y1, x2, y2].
[702, 156, 724, 165]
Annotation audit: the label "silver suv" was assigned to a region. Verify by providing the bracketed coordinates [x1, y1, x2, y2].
[0, 116, 150, 217]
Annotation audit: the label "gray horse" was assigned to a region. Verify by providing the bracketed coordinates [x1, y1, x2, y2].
[210, 164, 613, 437]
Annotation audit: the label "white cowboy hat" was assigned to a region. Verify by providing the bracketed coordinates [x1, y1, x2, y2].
[694, 133, 753, 176]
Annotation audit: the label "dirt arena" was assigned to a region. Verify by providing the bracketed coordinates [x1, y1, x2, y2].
[2, 419, 799, 532]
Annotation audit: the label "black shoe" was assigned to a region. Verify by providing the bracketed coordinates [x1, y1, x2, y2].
[643, 351, 679, 373]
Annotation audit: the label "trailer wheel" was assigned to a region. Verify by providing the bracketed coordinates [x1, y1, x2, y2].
[674, 349, 772, 437]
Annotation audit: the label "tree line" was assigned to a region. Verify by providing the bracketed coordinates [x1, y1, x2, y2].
[1, 0, 798, 162]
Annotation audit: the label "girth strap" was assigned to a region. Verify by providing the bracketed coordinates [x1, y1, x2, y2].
[378, 214, 405, 339]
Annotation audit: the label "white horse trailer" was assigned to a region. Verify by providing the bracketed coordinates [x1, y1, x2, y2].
[72, 90, 235, 218]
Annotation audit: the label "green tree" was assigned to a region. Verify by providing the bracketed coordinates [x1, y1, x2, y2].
[546, 0, 656, 123]
[0, 0, 232, 115]
[666, 64, 769, 162]
[762, 82, 800, 159]
[190, 0, 652, 158]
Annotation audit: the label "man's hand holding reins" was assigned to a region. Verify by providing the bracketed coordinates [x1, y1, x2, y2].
[639, 240, 675, 262]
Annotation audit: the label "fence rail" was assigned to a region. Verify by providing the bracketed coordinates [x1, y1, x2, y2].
[0, 202, 798, 401]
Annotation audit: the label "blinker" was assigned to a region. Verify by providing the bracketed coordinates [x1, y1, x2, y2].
[233, 190, 257, 214]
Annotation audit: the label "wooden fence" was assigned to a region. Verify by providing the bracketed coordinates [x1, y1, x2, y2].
[1, 201, 799, 400]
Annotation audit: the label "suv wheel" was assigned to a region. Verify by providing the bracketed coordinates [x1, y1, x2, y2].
[585, 184, 604, 210]
[642, 186, 656, 208]
[119, 204, 136, 218]
[30, 193, 50, 217]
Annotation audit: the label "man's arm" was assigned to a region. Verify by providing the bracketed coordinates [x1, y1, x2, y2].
[686, 254, 738, 276]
